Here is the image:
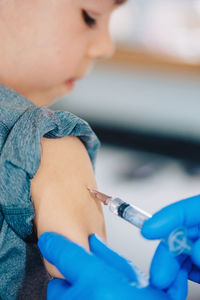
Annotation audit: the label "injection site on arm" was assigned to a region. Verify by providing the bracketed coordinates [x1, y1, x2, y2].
[30, 135, 106, 279]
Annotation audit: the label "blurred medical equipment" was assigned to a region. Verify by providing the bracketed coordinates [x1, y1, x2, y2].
[111, 0, 200, 62]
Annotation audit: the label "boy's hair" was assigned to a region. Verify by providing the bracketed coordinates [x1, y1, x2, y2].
[115, 0, 127, 4]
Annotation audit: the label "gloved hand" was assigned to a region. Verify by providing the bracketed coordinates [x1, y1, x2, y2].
[142, 194, 200, 299]
[38, 232, 170, 300]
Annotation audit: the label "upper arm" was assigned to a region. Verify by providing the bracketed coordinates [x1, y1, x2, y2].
[30, 135, 106, 278]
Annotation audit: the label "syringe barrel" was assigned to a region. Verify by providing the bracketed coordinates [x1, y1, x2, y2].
[108, 198, 151, 229]
[108, 198, 193, 256]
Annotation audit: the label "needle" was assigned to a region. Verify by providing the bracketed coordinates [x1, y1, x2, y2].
[87, 187, 112, 205]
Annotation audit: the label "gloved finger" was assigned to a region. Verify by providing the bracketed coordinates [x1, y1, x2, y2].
[188, 264, 200, 283]
[129, 285, 169, 300]
[150, 242, 187, 289]
[191, 238, 200, 268]
[186, 225, 200, 240]
[141, 195, 200, 240]
[38, 232, 97, 284]
[166, 259, 190, 300]
[47, 279, 70, 300]
[89, 234, 138, 283]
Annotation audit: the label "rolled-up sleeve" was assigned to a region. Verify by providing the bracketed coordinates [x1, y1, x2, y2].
[0, 100, 100, 299]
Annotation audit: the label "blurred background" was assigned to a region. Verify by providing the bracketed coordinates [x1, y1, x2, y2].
[50, 1, 200, 298]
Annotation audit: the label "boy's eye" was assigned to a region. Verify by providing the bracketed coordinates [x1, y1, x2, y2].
[82, 10, 96, 28]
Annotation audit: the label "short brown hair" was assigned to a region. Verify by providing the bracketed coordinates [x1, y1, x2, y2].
[115, 0, 127, 4]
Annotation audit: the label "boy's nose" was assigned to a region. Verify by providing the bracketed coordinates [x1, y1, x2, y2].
[87, 31, 115, 60]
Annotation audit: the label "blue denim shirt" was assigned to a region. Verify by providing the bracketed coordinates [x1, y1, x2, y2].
[0, 84, 100, 300]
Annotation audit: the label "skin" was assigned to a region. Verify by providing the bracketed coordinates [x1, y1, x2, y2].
[0, 0, 117, 106]
[0, 0, 125, 279]
[31, 135, 106, 278]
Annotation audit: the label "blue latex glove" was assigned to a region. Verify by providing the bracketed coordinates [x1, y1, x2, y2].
[38, 232, 170, 300]
[142, 194, 200, 299]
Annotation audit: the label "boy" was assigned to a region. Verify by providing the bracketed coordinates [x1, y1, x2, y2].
[0, 0, 126, 299]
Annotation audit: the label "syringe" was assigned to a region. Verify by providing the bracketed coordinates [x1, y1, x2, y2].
[88, 188, 192, 257]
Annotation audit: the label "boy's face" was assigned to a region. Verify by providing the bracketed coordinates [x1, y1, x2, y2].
[0, 0, 120, 105]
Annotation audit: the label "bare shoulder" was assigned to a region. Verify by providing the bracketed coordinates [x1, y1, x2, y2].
[39, 135, 95, 183]
[31, 136, 105, 246]
[30, 135, 106, 277]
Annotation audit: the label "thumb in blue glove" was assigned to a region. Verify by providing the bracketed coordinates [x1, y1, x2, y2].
[38, 232, 170, 300]
[90, 234, 189, 300]
[141, 194, 200, 292]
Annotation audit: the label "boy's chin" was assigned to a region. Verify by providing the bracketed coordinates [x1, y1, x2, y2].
[26, 84, 73, 106]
